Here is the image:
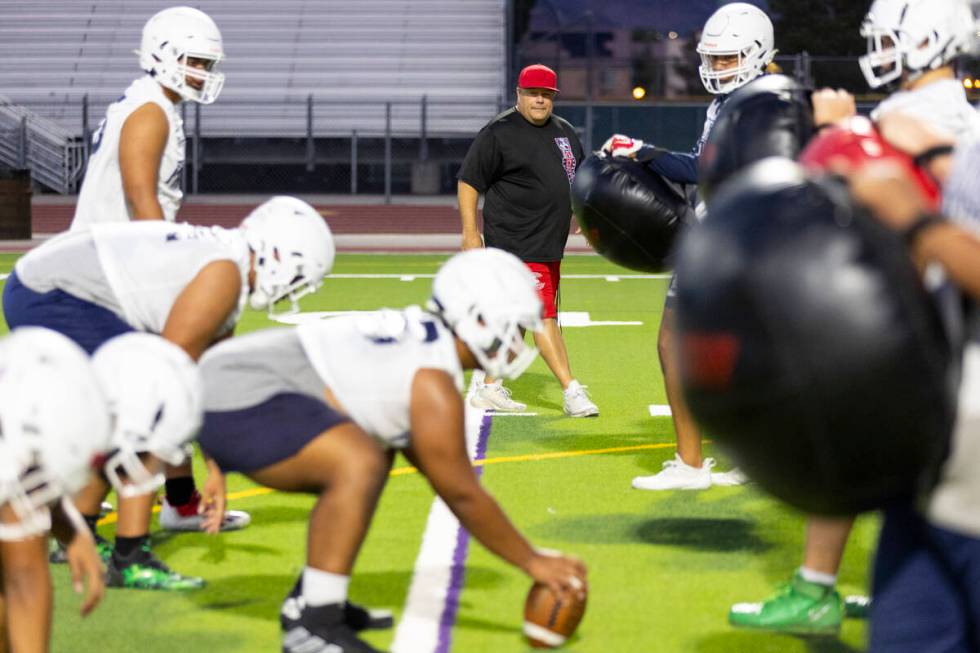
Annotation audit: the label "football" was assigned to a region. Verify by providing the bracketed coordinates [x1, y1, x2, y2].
[522, 581, 588, 648]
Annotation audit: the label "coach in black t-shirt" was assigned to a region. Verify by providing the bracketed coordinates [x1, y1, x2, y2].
[457, 64, 598, 418]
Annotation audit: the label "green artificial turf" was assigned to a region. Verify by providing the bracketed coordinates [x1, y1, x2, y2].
[0, 253, 876, 652]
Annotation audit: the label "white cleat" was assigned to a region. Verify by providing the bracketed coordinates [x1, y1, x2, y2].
[159, 493, 252, 532]
[712, 467, 748, 487]
[632, 455, 715, 490]
[469, 382, 527, 412]
[563, 381, 599, 417]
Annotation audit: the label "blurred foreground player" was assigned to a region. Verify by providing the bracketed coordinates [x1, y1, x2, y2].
[0, 329, 112, 653]
[2, 196, 333, 589]
[843, 124, 980, 653]
[197, 249, 588, 653]
[730, 0, 980, 633]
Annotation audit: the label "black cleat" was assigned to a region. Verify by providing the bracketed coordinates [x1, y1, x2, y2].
[281, 576, 394, 632]
[281, 602, 384, 653]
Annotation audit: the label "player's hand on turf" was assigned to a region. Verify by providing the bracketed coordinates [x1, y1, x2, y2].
[200, 464, 227, 534]
[65, 530, 105, 616]
[812, 88, 857, 129]
[461, 231, 484, 250]
[601, 134, 644, 159]
[525, 549, 588, 601]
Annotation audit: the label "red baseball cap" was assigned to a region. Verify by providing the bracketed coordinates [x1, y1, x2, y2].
[518, 64, 559, 92]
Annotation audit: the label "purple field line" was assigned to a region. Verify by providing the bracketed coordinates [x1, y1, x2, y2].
[434, 412, 493, 653]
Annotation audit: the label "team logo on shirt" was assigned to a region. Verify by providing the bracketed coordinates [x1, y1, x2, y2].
[555, 137, 577, 184]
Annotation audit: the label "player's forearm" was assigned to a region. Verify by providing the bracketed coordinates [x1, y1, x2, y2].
[457, 181, 482, 237]
[440, 485, 535, 571]
[915, 224, 980, 300]
[2, 539, 52, 653]
[125, 191, 165, 220]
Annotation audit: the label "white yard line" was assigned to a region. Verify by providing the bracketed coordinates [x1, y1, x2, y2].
[390, 375, 490, 653]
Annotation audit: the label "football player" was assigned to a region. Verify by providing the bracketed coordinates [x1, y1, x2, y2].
[1, 196, 334, 590]
[0, 328, 112, 653]
[196, 249, 588, 653]
[68, 5, 238, 542]
[730, 0, 980, 635]
[604, 3, 778, 491]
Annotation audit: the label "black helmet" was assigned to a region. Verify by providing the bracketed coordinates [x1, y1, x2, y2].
[674, 158, 954, 515]
[698, 74, 815, 205]
[571, 154, 693, 273]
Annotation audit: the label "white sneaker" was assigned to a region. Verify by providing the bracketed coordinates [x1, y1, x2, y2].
[469, 382, 527, 412]
[563, 381, 599, 417]
[159, 492, 252, 532]
[711, 467, 748, 487]
[631, 455, 715, 490]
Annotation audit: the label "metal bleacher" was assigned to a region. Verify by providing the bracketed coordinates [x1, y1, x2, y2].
[0, 0, 507, 138]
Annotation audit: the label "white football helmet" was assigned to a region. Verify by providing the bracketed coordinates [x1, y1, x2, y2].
[427, 248, 543, 380]
[0, 328, 111, 541]
[860, 0, 975, 88]
[93, 334, 203, 499]
[137, 6, 225, 104]
[240, 196, 336, 317]
[697, 3, 776, 95]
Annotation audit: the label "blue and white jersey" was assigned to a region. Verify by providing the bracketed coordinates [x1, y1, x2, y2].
[15, 221, 249, 336]
[297, 306, 463, 449]
[644, 95, 727, 185]
[72, 75, 186, 229]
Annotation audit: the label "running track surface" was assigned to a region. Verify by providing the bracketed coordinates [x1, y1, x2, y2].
[8, 196, 594, 254]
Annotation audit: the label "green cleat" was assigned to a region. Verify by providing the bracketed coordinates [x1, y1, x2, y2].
[729, 572, 843, 636]
[106, 545, 205, 591]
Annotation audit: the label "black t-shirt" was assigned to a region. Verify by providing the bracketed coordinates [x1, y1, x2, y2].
[458, 108, 583, 262]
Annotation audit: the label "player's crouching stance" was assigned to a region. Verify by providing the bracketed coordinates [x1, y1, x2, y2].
[2, 196, 334, 589]
[197, 248, 588, 653]
[0, 329, 112, 653]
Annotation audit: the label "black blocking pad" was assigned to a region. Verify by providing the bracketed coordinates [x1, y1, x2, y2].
[674, 159, 955, 515]
[698, 74, 815, 206]
[571, 154, 693, 273]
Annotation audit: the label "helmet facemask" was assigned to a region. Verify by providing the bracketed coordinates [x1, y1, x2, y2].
[248, 246, 322, 317]
[698, 44, 768, 95]
[431, 298, 543, 381]
[0, 462, 60, 541]
[860, 25, 908, 88]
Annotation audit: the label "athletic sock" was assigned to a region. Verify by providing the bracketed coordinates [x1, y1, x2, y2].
[799, 566, 837, 587]
[114, 534, 150, 559]
[302, 567, 350, 607]
[165, 476, 196, 506]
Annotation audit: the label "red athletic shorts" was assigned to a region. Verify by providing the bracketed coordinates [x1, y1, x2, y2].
[526, 261, 561, 319]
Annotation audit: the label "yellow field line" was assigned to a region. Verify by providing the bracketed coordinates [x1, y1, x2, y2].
[98, 442, 677, 526]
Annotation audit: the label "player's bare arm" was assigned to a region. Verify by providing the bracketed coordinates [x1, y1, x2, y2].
[161, 259, 241, 361]
[119, 102, 170, 220]
[0, 525, 52, 653]
[457, 180, 484, 250]
[406, 368, 586, 596]
[49, 500, 104, 617]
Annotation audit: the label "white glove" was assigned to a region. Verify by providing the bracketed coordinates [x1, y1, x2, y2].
[601, 134, 645, 158]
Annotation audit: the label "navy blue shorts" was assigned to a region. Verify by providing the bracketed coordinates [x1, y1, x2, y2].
[198, 392, 350, 474]
[870, 505, 980, 652]
[2, 270, 133, 354]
